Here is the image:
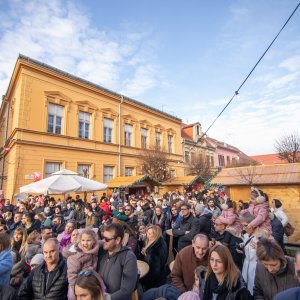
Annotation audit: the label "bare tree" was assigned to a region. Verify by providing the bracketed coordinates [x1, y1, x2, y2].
[186, 154, 212, 181]
[234, 165, 261, 185]
[228, 157, 260, 168]
[274, 132, 300, 163]
[139, 148, 171, 182]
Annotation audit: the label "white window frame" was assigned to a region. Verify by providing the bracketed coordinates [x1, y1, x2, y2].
[124, 124, 133, 147]
[47, 103, 64, 134]
[103, 166, 114, 183]
[168, 135, 173, 153]
[125, 167, 134, 177]
[78, 112, 91, 139]
[45, 162, 61, 178]
[78, 164, 91, 178]
[104, 118, 113, 143]
[141, 128, 148, 149]
[155, 132, 161, 150]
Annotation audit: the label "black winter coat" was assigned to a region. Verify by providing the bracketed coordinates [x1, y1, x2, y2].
[18, 256, 68, 300]
[172, 213, 200, 252]
[141, 236, 168, 290]
[271, 216, 284, 249]
[197, 212, 213, 238]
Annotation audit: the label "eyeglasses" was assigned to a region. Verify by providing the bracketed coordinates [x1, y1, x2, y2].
[79, 270, 93, 277]
[124, 209, 131, 211]
[103, 236, 116, 242]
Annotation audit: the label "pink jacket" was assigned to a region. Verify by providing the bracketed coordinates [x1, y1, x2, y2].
[67, 241, 101, 289]
[240, 202, 271, 233]
[218, 208, 242, 235]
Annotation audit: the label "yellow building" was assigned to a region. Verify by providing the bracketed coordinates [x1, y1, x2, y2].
[0, 55, 184, 199]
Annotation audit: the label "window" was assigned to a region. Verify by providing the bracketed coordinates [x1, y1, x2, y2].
[170, 170, 175, 178]
[125, 167, 134, 176]
[104, 118, 113, 143]
[227, 156, 231, 165]
[196, 125, 200, 136]
[103, 166, 114, 182]
[232, 157, 237, 165]
[218, 155, 225, 167]
[155, 132, 161, 150]
[78, 112, 91, 139]
[210, 156, 214, 167]
[45, 162, 61, 178]
[168, 135, 173, 153]
[141, 128, 148, 149]
[185, 151, 190, 163]
[78, 164, 90, 178]
[48, 103, 64, 134]
[190, 152, 195, 162]
[124, 124, 133, 147]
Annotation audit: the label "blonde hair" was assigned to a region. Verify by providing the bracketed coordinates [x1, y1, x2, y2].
[143, 225, 162, 254]
[206, 244, 239, 290]
[78, 229, 97, 246]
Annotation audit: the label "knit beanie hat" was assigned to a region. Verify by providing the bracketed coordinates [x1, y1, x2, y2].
[195, 203, 204, 214]
[30, 254, 44, 267]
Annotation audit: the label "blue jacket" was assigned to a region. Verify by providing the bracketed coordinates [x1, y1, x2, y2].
[0, 249, 13, 286]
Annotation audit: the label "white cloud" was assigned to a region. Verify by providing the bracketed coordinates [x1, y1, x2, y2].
[279, 54, 300, 72]
[0, 0, 159, 98]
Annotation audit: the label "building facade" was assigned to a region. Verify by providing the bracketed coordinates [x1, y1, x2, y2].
[0, 55, 184, 198]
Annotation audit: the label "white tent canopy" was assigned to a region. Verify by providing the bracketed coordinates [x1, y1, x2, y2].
[20, 169, 108, 194]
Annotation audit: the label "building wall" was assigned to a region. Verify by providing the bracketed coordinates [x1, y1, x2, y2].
[228, 184, 300, 243]
[1, 59, 184, 198]
[214, 147, 240, 167]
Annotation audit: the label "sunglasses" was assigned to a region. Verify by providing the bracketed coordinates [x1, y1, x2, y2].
[79, 270, 93, 277]
[103, 236, 116, 242]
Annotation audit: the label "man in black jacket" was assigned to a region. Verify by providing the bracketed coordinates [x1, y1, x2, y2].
[18, 238, 68, 300]
[172, 202, 199, 252]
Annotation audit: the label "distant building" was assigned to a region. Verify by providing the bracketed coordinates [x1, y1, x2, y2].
[250, 153, 289, 165]
[181, 122, 251, 170]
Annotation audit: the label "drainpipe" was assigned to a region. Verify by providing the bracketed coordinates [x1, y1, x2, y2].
[118, 95, 124, 177]
[1, 98, 10, 190]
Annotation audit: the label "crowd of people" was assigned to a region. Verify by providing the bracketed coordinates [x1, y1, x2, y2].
[0, 186, 299, 300]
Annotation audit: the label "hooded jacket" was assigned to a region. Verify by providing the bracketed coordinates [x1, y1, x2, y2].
[67, 240, 101, 289]
[241, 202, 271, 234]
[96, 246, 138, 300]
[253, 256, 299, 300]
[0, 249, 13, 286]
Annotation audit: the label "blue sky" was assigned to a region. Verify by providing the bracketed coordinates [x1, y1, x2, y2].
[0, 0, 299, 155]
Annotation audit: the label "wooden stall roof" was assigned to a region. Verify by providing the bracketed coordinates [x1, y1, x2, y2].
[107, 175, 161, 189]
[163, 175, 200, 186]
[211, 163, 300, 186]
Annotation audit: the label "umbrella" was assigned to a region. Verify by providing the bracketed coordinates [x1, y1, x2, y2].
[20, 169, 108, 194]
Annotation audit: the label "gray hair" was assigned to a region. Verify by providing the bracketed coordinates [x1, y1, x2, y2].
[239, 211, 255, 223]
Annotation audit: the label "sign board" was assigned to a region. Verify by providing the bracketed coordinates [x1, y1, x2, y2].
[25, 174, 35, 180]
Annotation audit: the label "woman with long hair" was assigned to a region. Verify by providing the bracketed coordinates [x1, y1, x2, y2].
[140, 225, 168, 290]
[10, 226, 28, 288]
[202, 244, 252, 300]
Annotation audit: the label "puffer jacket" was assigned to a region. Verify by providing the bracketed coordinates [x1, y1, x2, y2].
[218, 208, 243, 236]
[253, 256, 299, 300]
[67, 241, 101, 289]
[241, 202, 271, 234]
[18, 255, 68, 300]
[96, 246, 138, 300]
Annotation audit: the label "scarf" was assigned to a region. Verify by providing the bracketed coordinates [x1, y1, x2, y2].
[203, 273, 230, 300]
[59, 231, 71, 249]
